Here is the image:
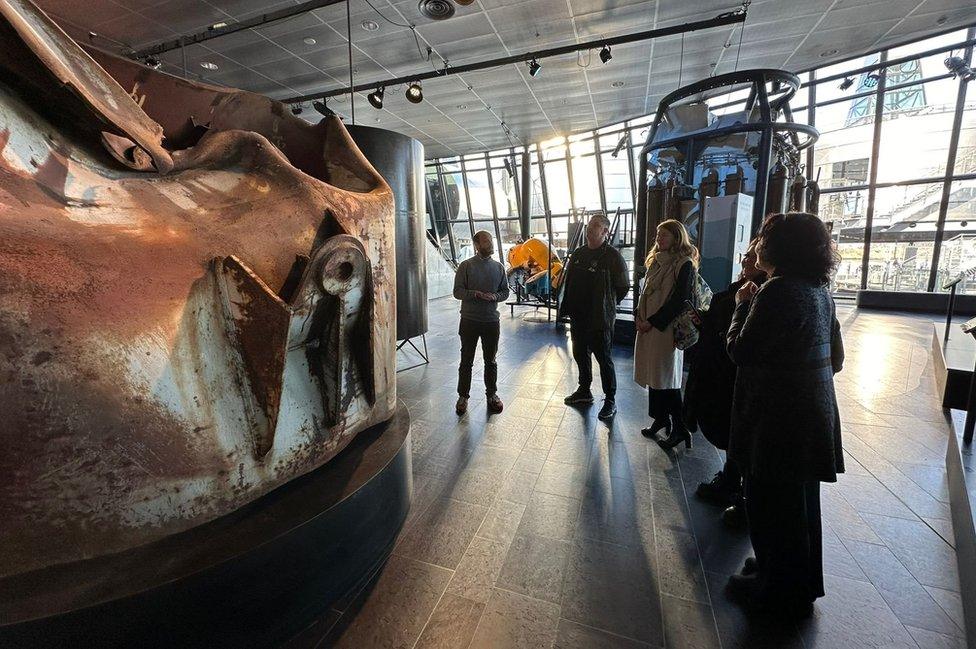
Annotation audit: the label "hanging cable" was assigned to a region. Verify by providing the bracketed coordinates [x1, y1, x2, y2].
[362, 0, 411, 28]
[677, 32, 684, 89]
[734, 0, 750, 72]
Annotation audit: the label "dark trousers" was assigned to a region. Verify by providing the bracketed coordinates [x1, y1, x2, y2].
[570, 325, 616, 399]
[648, 388, 686, 431]
[745, 478, 824, 604]
[457, 318, 500, 399]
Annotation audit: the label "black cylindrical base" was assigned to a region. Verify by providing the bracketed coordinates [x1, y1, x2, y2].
[0, 406, 412, 649]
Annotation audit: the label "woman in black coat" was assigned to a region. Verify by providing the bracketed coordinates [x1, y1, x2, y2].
[685, 241, 766, 525]
[725, 212, 844, 620]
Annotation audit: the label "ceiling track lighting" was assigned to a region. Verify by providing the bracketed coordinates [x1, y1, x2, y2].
[368, 86, 385, 110]
[863, 72, 880, 88]
[945, 56, 976, 82]
[291, 104, 304, 115]
[838, 77, 854, 90]
[599, 45, 612, 64]
[143, 55, 162, 70]
[527, 58, 542, 77]
[313, 100, 334, 117]
[406, 82, 424, 104]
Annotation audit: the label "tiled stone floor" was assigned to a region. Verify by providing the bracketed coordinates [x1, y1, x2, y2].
[285, 299, 966, 649]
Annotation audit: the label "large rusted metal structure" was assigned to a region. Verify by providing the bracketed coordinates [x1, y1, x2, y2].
[0, 0, 398, 579]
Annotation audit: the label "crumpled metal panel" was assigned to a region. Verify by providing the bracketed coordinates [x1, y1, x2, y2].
[0, 0, 396, 578]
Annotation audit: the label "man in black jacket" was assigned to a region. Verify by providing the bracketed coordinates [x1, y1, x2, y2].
[559, 214, 630, 420]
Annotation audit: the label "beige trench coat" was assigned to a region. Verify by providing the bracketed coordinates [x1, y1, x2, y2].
[633, 257, 690, 389]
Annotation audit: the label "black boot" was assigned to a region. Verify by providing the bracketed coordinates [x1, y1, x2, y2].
[655, 423, 692, 451]
[641, 418, 670, 439]
[722, 493, 747, 530]
[696, 471, 736, 505]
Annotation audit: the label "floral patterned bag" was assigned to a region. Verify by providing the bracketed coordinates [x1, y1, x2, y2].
[673, 272, 712, 350]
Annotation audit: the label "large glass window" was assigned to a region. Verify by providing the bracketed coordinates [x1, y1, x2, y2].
[820, 188, 868, 294]
[875, 71, 957, 183]
[425, 26, 976, 296]
[938, 179, 976, 292]
[570, 136, 600, 213]
[866, 184, 943, 292]
[814, 96, 876, 190]
[464, 166, 494, 219]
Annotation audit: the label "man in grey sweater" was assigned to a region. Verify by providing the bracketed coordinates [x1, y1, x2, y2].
[454, 231, 510, 415]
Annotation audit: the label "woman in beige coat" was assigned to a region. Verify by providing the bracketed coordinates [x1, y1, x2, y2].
[634, 219, 699, 451]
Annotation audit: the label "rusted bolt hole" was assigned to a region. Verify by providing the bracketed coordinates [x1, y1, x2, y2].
[336, 261, 354, 281]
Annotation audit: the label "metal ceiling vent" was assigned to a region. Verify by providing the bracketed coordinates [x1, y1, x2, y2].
[419, 0, 455, 20]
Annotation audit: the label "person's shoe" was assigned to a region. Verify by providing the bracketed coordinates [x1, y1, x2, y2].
[641, 418, 671, 439]
[740, 557, 758, 576]
[564, 388, 594, 405]
[597, 399, 616, 420]
[487, 394, 504, 414]
[746, 596, 814, 621]
[725, 573, 759, 604]
[455, 397, 468, 416]
[696, 471, 736, 505]
[722, 497, 747, 530]
[655, 426, 692, 451]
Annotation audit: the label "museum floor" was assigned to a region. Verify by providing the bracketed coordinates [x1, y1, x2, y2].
[285, 298, 965, 649]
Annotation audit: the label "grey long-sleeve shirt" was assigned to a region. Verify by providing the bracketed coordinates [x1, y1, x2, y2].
[453, 254, 510, 322]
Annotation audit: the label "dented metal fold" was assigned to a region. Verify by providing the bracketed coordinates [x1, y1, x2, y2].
[0, 0, 396, 577]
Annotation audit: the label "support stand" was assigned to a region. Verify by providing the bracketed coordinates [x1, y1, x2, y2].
[962, 316, 976, 444]
[945, 276, 962, 345]
[396, 335, 429, 372]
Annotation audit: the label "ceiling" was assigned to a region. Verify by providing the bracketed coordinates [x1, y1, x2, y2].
[36, 0, 976, 158]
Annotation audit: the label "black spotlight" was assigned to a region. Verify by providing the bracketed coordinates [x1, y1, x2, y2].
[528, 58, 542, 77]
[839, 77, 854, 90]
[144, 55, 162, 70]
[599, 45, 612, 64]
[291, 104, 303, 115]
[945, 55, 976, 81]
[406, 82, 423, 104]
[863, 72, 880, 88]
[368, 86, 385, 109]
[313, 100, 334, 117]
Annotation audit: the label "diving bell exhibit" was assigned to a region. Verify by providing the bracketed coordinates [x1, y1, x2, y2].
[634, 69, 820, 284]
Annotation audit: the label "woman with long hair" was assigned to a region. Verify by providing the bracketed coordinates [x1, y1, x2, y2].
[634, 219, 699, 451]
[725, 212, 844, 620]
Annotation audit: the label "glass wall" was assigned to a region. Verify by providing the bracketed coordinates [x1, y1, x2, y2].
[426, 25, 976, 295]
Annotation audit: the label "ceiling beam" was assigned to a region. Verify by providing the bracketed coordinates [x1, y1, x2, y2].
[283, 9, 747, 103]
[133, 0, 348, 58]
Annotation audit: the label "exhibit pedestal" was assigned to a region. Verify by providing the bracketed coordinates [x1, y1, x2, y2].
[0, 405, 412, 649]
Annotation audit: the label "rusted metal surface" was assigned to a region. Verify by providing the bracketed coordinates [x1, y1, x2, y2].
[0, 0, 396, 579]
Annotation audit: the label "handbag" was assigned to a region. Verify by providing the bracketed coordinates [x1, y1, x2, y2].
[672, 271, 712, 350]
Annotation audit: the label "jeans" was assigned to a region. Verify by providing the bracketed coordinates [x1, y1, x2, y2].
[570, 323, 616, 399]
[457, 318, 500, 399]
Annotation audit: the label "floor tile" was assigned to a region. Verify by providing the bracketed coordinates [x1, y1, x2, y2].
[661, 595, 722, 649]
[552, 619, 653, 649]
[326, 555, 452, 649]
[798, 574, 920, 649]
[495, 533, 573, 604]
[415, 593, 486, 649]
[446, 535, 511, 604]
[396, 497, 489, 569]
[560, 536, 663, 645]
[516, 490, 581, 541]
[468, 587, 561, 649]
